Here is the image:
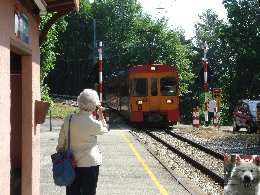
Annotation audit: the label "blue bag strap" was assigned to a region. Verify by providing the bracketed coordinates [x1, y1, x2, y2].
[67, 114, 73, 157]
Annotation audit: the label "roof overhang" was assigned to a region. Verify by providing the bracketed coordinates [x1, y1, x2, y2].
[33, 0, 47, 15]
[37, 0, 80, 45]
[34, 0, 79, 15]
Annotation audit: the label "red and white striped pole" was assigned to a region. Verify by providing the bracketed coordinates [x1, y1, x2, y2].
[213, 107, 218, 127]
[98, 41, 103, 103]
[203, 42, 209, 124]
[98, 41, 109, 129]
[192, 107, 199, 129]
[92, 41, 103, 120]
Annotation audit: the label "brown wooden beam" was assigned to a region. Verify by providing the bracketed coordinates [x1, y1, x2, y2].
[44, 0, 79, 12]
[39, 9, 72, 46]
[44, 0, 57, 2]
[20, 0, 35, 14]
[46, 0, 72, 7]
[74, 0, 79, 12]
[46, 3, 74, 12]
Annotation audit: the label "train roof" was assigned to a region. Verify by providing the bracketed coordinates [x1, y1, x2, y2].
[106, 64, 177, 81]
[129, 64, 177, 74]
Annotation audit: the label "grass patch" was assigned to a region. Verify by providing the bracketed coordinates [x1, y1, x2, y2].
[48, 103, 79, 118]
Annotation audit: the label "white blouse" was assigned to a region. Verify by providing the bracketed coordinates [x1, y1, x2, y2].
[56, 111, 108, 167]
[208, 100, 217, 112]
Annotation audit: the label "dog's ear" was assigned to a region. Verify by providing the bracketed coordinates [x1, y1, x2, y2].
[242, 154, 253, 162]
[229, 154, 241, 165]
[224, 154, 228, 162]
[236, 155, 242, 165]
[253, 155, 260, 165]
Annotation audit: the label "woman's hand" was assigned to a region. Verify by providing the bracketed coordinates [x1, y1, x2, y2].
[97, 105, 104, 120]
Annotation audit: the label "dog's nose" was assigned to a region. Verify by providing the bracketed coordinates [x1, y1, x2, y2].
[244, 175, 251, 182]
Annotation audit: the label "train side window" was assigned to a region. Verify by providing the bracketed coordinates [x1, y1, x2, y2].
[120, 83, 127, 96]
[125, 82, 129, 96]
[151, 78, 158, 96]
[160, 77, 177, 96]
[132, 78, 147, 97]
[108, 83, 114, 94]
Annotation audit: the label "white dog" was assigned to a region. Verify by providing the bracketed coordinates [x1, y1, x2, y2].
[224, 159, 260, 195]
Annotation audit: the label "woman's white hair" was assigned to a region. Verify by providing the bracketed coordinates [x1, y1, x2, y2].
[77, 89, 100, 111]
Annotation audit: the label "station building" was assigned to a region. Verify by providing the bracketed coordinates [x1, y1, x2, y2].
[0, 0, 79, 194]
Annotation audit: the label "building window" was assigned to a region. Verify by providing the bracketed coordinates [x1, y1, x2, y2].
[20, 12, 29, 44]
[14, 8, 20, 38]
[14, 8, 29, 44]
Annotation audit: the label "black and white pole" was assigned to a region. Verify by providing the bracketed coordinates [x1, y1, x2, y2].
[203, 42, 209, 124]
[98, 41, 103, 103]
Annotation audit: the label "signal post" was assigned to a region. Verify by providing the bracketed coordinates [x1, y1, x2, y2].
[213, 88, 221, 129]
[203, 42, 209, 124]
[98, 41, 103, 102]
[98, 41, 110, 129]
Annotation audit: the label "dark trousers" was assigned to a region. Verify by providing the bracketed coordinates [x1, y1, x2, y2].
[207, 112, 214, 126]
[66, 166, 100, 195]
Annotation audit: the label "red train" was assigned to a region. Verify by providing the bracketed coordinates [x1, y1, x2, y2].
[105, 64, 179, 126]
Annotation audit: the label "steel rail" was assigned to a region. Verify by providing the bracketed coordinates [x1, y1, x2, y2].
[129, 131, 200, 195]
[145, 131, 224, 187]
[165, 129, 223, 160]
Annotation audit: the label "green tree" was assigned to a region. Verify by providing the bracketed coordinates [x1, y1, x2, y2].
[40, 14, 67, 102]
[193, 9, 233, 124]
[194, 1, 260, 124]
[47, 0, 194, 123]
[223, 0, 260, 99]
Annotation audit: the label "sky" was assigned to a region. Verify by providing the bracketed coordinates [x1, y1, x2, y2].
[138, 0, 228, 39]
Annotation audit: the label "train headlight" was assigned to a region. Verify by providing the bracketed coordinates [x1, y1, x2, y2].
[137, 100, 143, 105]
[166, 99, 173, 104]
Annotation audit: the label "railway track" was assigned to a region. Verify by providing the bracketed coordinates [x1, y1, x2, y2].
[131, 128, 224, 195]
[164, 130, 223, 160]
[144, 130, 224, 186]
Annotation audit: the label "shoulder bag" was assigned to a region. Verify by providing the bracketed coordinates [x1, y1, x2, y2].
[51, 114, 76, 186]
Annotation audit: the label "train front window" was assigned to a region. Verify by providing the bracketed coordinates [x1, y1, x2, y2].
[132, 78, 147, 97]
[160, 77, 177, 96]
[151, 78, 158, 96]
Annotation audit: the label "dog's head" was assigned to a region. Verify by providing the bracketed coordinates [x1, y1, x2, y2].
[231, 158, 260, 188]
[238, 166, 259, 188]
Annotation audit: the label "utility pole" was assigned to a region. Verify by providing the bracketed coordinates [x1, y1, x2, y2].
[93, 19, 97, 64]
[120, 0, 124, 19]
[138, 30, 158, 64]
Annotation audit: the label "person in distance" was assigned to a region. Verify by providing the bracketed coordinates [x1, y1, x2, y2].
[207, 96, 217, 126]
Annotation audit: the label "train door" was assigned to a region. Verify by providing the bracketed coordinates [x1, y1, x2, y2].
[149, 77, 160, 110]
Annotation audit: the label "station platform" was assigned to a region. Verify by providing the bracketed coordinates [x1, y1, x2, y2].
[40, 118, 201, 195]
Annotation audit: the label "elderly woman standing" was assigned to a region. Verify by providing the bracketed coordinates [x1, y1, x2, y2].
[56, 89, 108, 195]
